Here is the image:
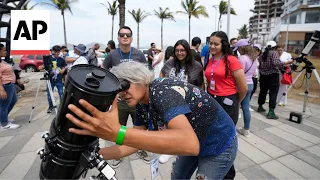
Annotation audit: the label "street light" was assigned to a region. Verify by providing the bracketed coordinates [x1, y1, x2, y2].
[227, 0, 231, 38]
[285, 9, 291, 51]
[213, 5, 219, 31]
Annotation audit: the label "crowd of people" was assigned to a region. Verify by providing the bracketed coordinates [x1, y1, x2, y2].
[0, 25, 294, 179]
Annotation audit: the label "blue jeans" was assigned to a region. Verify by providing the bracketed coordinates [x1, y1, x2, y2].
[0, 83, 17, 126]
[241, 84, 254, 130]
[47, 81, 63, 108]
[171, 136, 238, 180]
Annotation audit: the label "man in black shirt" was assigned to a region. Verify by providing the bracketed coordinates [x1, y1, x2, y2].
[147, 43, 156, 70]
[191, 37, 202, 66]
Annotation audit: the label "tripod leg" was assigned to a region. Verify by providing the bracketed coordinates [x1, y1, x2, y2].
[29, 80, 42, 123]
[287, 70, 304, 93]
[303, 73, 311, 113]
[313, 69, 320, 85]
[47, 80, 58, 115]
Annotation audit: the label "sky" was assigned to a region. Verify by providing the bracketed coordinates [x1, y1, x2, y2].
[5, 0, 255, 48]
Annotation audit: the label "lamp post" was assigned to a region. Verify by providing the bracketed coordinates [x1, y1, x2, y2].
[285, 9, 291, 51]
[227, 0, 231, 37]
[213, 5, 219, 31]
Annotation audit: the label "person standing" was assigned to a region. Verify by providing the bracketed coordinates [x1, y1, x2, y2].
[102, 26, 147, 168]
[276, 45, 292, 106]
[190, 37, 202, 66]
[87, 43, 100, 66]
[204, 31, 247, 180]
[147, 43, 156, 70]
[233, 39, 257, 137]
[152, 46, 164, 79]
[0, 44, 20, 129]
[257, 41, 292, 119]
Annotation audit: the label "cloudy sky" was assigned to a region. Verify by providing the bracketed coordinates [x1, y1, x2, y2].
[15, 0, 255, 48]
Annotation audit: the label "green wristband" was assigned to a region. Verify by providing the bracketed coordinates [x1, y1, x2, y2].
[116, 126, 127, 145]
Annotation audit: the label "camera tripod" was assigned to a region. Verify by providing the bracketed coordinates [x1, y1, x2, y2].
[29, 71, 58, 123]
[286, 65, 320, 113]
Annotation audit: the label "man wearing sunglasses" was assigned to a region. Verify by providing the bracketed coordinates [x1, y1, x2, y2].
[102, 26, 147, 168]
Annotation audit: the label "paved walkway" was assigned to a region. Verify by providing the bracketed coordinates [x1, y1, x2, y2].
[1, 72, 320, 180]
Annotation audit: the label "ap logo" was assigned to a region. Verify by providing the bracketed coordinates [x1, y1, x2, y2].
[11, 10, 50, 55]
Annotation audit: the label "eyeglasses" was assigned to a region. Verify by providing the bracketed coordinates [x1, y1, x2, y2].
[118, 33, 132, 38]
[175, 49, 186, 53]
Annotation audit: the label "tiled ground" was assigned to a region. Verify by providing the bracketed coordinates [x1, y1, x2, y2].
[1, 72, 320, 180]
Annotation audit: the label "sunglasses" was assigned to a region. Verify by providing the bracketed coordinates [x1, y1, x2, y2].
[118, 33, 132, 38]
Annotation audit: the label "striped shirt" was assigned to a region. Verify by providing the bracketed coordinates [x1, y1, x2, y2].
[258, 50, 284, 75]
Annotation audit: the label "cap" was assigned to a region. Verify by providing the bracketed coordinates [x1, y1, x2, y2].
[266, 41, 277, 48]
[74, 44, 86, 54]
[233, 39, 250, 51]
[253, 44, 262, 51]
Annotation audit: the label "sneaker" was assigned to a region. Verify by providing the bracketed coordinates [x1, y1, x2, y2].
[136, 150, 151, 164]
[159, 155, 174, 164]
[238, 114, 242, 119]
[2, 122, 20, 130]
[267, 109, 279, 119]
[237, 127, 250, 138]
[110, 159, 123, 169]
[266, 99, 269, 103]
[249, 107, 254, 112]
[257, 106, 266, 113]
[47, 107, 53, 113]
[278, 103, 285, 106]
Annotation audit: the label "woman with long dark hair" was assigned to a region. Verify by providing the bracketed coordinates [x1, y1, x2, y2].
[0, 44, 20, 129]
[204, 31, 247, 179]
[160, 39, 204, 89]
[164, 46, 174, 62]
[257, 41, 292, 119]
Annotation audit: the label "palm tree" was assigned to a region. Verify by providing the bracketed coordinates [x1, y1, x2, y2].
[177, 0, 208, 43]
[218, 0, 236, 31]
[238, 24, 249, 39]
[21, 0, 38, 10]
[154, 7, 175, 49]
[101, 1, 118, 40]
[42, 0, 78, 46]
[128, 8, 149, 49]
[118, 0, 125, 28]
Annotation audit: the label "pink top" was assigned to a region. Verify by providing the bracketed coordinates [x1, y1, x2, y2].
[0, 62, 16, 85]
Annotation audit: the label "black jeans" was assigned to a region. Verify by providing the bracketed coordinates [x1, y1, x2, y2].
[211, 93, 239, 180]
[250, 77, 258, 100]
[258, 73, 280, 109]
[118, 101, 136, 126]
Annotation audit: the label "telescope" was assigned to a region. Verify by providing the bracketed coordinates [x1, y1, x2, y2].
[37, 64, 121, 180]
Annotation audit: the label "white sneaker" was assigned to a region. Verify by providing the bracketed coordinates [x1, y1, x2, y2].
[237, 127, 250, 138]
[159, 154, 174, 164]
[2, 122, 20, 130]
[238, 114, 242, 119]
[249, 107, 254, 112]
[110, 159, 123, 169]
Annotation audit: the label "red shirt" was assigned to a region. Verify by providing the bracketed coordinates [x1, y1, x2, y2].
[204, 55, 243, 96]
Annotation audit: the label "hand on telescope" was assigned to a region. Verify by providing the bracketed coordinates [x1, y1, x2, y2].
[66, 96, 121, 142]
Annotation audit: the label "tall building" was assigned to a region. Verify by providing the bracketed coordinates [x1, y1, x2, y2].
[270, 0, 320, 56]
[249, 0, 284, 45]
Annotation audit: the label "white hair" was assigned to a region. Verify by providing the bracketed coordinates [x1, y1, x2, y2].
[110, 61, 154, 85]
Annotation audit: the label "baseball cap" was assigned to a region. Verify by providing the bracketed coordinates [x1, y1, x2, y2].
[253, 44, 262, 51]
[233, 39, 250, 51]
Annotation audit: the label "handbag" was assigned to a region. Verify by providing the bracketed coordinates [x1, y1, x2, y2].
[281, 67, 293, 85]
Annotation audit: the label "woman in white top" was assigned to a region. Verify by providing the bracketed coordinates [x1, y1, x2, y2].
[152, 46, 164, 79]
[276, 45, 292, 106]
[68, 44, 89, 71]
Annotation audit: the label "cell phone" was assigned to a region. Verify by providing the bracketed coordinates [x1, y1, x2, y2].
[223, 98, 233, 106]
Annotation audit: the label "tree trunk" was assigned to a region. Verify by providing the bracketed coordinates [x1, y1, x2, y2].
[188, 15, 191, 44]
[62, 11, 67, 47]
[118, 0, 126, 28]
[137, 23, 139, 49]
[161, 19, 163, 49]
[112, 16, 114, 40]
[218, 14, 221, 31]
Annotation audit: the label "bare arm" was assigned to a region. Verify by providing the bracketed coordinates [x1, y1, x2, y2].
[66, 99, 200, 157]
[65, 57, 77, 63]
[233, 69, 247, 103]
[99, 126, 145, 160]
[152, 53, 164, 67]
[160, 71, 165, 78]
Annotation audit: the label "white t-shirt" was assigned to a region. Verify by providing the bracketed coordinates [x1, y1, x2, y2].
[280, 52, 292, 63]
[68, 56, 88, 71]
